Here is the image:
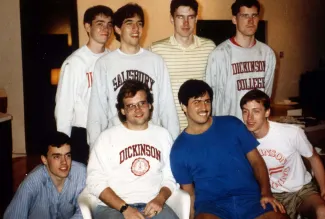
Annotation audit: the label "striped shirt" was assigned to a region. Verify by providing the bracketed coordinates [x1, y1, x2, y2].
[149, 35, 216, 130]
[4, 161, 86, 219]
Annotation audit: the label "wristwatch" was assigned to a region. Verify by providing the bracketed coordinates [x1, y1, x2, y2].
[119, 203, 129, 213]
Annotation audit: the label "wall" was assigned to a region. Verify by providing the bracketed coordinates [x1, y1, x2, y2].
[78, 0, 325, 102]
[0, 0, 25, 154]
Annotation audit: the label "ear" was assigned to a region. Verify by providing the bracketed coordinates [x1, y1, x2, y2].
[148, 104, 152, 110]
[41, 155, 47, 165]
[232, 15, 237, 25]
[181, 104, 187, 113]
[114, 25, 121, 35]
[265, 108, 271, 118]
[170, 14, 175, 25]
[84, 23, 91, 34]
[121, 108, 126, 116]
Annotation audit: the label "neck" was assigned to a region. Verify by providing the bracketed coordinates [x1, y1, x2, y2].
[186, 117, 212, 135]
[254, 120, 269, 139]
[234, 34, 255, 48]
[86, 40, 106, 54]
[174, 33, 195, 48]
[123, 121, 148, 131]
[49, 173, 66, 193]
[120, 44, 141, 54]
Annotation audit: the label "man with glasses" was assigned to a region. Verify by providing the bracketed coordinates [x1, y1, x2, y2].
[4, 132, 86, 219]
[55, 5, 114, 164]
[206, 0, 276, 121]
[87, 79, 179, 219]
[87, 3, 179, 147]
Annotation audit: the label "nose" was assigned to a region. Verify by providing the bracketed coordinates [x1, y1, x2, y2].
[61, 156, 67, 164]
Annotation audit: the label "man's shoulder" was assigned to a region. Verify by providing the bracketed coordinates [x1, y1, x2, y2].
[19, 165, 47, 190]
[150, 37, 172, 48]
[196, 36, 216, 47]
[255, 40, 275, 53]
[209, 39, 232, 56]
[269, 121, 301, 135]
[148, 123, 171, 136]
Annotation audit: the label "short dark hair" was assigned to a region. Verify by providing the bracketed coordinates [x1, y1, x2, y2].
[231, 0, 261, 16]
[178, 79, 213, 106]
[113, 3, 144, 41]
[170, 0, 199, 16]
[41, 132, 71, 156]
[240, 89, 270, 110]
[83, 5, 114, 25]
[116, 80, 154, 122]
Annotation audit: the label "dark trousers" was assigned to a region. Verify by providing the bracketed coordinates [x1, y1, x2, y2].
[70, 127, 89, 165]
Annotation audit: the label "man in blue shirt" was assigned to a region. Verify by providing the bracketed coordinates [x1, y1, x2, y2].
[170, 79, 287, 219]
[4, 132, 86, 219]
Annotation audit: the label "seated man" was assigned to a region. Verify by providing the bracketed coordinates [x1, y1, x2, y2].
[170, 79, 287, 219]
[87, 79, 179, 219]
[240, 89, 325, 219]
[4, 132, 86, 219]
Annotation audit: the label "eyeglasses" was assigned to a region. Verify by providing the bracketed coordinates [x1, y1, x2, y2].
[238, 13, 259, 19]
[125, 100, 148, 111]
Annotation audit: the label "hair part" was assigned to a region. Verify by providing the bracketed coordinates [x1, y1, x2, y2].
[113, 3, 144, 41]
[170, 0, 199, 16]
[41, 132, 71, 156]
[116, 80, 154, 122]
[231, 0, 260, 16]
[178, 79, 213, 106]
[240, 89, 270, 110]
[83, 5, 114, 25]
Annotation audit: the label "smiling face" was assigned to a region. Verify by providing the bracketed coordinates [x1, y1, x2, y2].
[85, 14, 112, 45]
[232, 6, 259, 38]
[242, 100, 270, 138]
[115, 14, 143, 50]
[41, 144, 72, 182]
[171, 6, 197, 39]
[121, 90, 152, 130]
[182, 92, 211, 126]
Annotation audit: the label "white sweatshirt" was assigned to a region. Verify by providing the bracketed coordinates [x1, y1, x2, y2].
[87, 123, 177, 205]
[87, 48, 179, 147]
[206, 39, 276, 120]
[55, 45, 109, 136]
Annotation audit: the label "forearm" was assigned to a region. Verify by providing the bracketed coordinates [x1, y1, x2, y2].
[309, 153, 325, 191]
[99, 187, 125, 211]
[156, 186, 172, 203]
[189, 193, 195, 219]
[253, 162, 272, 196]
[180, 184, 195, 219]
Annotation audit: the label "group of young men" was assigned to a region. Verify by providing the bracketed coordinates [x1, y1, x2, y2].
[4, 0, 325, 219]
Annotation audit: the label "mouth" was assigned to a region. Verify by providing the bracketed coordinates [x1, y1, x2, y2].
[198, 111, 209, 117]
[59, 166, 68, 171]
[131, 33, 140, 38]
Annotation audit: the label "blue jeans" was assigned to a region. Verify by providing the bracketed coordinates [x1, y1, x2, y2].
[94, 203, 179, 219]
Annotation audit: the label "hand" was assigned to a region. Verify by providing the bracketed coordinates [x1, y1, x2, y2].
[143, 196, 165, 218]
[123, 206, 145, 219]
[260, 195, 286, 214]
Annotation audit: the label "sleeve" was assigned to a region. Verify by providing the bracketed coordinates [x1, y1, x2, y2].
[4, 178, 34, 219]
[157, 59, 180, 140]
[87, 59, 109, 148]
[205, 49, 228, 116]
[264, 48, 276, 96]
[55, 59, 80, 136]
[294, 127, 314, 158]
[71, 165, 87, 219]
[160, 132, 177, 193]
[170, 139, 193, 185]
[86, 133, 112, 198]
[235, 117, 260, 154]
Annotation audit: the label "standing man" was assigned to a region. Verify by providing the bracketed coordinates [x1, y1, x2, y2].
[206, 0, 276, 120]
[87, 3, 179, 147]
[241, 89, 325, 219]
[170, 80, 287, 219]
[55, 5, 114, 164]
[4, 132, 86, 219]
[149, 0, 215, 131]
[87, 80, 179, 219]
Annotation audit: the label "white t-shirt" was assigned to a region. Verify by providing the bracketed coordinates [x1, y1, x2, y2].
[87, 123, 176, 205]
[55, 45, 109, 136]
[257, 121, 313, 193]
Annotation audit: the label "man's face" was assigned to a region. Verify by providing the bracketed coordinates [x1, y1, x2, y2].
[85, 14, 113, 45]
[242, 100, 270, 135]
[41, 144, 72, 181]
[115, 15, 143, 48]
[232, 6, 259, 38]
[121, 90, 151, 130]
[182, 92, 211, 126]
[171, 6, 197, 39]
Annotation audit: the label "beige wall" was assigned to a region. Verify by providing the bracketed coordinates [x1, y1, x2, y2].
[78, 0, 325, 102]
[0, 0, 25, 153]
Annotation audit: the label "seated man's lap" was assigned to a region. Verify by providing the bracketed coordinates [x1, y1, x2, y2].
[195, 195, 273, 219]
[94, 203, 179, 219]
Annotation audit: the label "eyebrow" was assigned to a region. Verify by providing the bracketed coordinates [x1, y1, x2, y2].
[123, 18, 142, 23]
[51, 152, 71, 156]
